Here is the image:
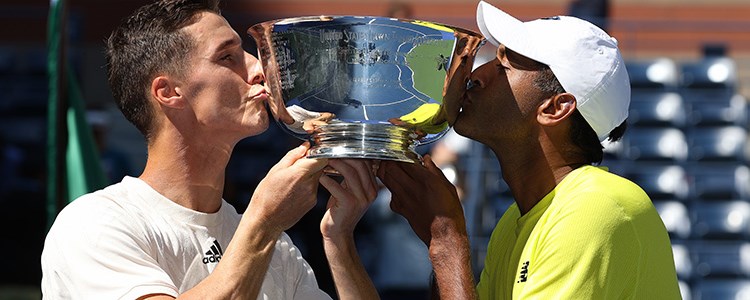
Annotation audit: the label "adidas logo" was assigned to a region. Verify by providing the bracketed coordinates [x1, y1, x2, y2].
[202, 239, 223, 264]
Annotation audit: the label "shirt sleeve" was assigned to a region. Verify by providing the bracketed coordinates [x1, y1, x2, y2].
[41, 195, 178, 299]
[515, 192, 641, 299]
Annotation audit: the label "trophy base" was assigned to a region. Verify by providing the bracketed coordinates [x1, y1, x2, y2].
[307, 122, 420, 163]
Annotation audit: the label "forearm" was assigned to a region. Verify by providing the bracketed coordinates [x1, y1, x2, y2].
[428, 222, 476, 300]
[323, 236, 379, 300]
[178, 220, 280, 299]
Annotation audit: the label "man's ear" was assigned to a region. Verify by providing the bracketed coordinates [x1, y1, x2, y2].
[538, 93, 577, 126]
[151, 76, 185, 109]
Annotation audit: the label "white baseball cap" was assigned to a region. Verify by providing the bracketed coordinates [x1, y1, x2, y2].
[476, 1, 630, 141]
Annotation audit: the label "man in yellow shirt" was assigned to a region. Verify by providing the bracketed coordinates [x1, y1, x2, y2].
[478, 165, 679, 299]
[377, 1, 681, 299]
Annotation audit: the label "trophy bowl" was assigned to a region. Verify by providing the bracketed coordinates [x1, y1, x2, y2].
[249, 16, 485, 163]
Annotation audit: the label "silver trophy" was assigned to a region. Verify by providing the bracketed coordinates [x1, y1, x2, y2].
[249, 16, 485, 163]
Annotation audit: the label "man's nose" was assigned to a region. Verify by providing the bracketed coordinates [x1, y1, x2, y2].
[245, 51, 265, 85]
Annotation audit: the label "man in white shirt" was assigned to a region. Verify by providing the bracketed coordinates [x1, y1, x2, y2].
[41, 0, 379, 299]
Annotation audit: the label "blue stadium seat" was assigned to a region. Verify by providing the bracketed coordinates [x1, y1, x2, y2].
[654, 200, 691, 240]
[680, 57, 737, 90]
[684, 92, 748, 127]
[19, 48, 47, 75]
[689, 163, 750, 200]
[672, 242, 694, 280]
[693, 201, 750, 239]
[624, 164, 690, 201]
[0, 116, 47, 145]
[688, 126, 748, 162]
[629, 91, 687, 127]
[693, 241, 750, 278]
[679, 280, 692, 300]
[479, 196, 515, 236]
[601, 139, 625, 164]
[694, 279, 750, 300]
[623, 128, 688, 162]
[626, 58, 679, 89]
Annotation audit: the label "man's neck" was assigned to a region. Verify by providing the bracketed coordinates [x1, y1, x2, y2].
[489, 137, 586, 215]
[139, 130, 233, 213]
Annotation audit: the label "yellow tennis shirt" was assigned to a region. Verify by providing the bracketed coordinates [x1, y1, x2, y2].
[477, 165, 681, 299]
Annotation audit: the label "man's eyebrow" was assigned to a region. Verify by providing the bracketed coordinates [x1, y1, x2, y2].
[212, 37, 241, 54]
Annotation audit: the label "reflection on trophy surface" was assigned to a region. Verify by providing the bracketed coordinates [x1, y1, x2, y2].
[249, 16, 485, 163]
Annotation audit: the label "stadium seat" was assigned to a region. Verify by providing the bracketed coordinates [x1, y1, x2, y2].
[629, 91, 687, 127]
[623, 127, 688, 162]
[684, 92, 748, 126]
[19, 48, 47, 75]
[694, 279, 750, 300]
[679, 280, 692, 300]
[680, 57, 737, 90]
[626, 58, 679, 89]
[672, 242, 694, 280]
[624, 164, 690, 201]
[677, 281, 693, 300]
[601, 139, 625, 163]
[0, 116, 47, 145]
[693, 201, 750, 239]
[688, 126, 749, 162]
[654, 200, 691, 240]
[689, 163, 750, 200]
[479, 197, 515, 236]
[693, 241, 750, 278]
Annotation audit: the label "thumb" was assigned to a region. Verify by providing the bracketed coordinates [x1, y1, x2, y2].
[423, 154, 447, 179]
[272, 142, 311, 171]
[292, 156, 329, 175]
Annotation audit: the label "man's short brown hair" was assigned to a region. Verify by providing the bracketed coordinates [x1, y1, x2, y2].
[105, 0, 220, 141]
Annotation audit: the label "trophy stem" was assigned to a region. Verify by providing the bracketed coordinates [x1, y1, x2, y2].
[307, 122, 420, 163]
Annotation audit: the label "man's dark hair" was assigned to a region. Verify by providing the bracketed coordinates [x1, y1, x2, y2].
[105, 0, 220, 141]
[534, 67, 627, 165]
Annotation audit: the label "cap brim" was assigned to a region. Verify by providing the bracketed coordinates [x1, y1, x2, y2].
[477, 1, 524, 47]
[477, 1, 546, 65]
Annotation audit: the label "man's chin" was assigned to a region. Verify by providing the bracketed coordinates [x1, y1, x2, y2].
[443, 95, 468, 125]
[450, 113, 473, 137]
[445, 105, 465, 126]
[245, 114, 270, 138]
[441, 105, 461, 126]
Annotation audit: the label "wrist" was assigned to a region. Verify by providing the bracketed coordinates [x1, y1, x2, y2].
[239, 215, 283, 247]
[428, 218, 469, 263]
[429, 235, 470, 263]
[323, 233, 356, 253]
[429, 215, 467, 243]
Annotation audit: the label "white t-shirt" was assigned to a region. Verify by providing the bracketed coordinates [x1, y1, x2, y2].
[42, 176, 331, 300]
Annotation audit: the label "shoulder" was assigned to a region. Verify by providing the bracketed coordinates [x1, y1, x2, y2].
[554, 166, 651, 216]
[45, 180, 154, 254]
[52, 181, 143, 228]
[53, 188, 127, 229]
[539, 166, 663, 242]
[562, 166, 647, 198]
